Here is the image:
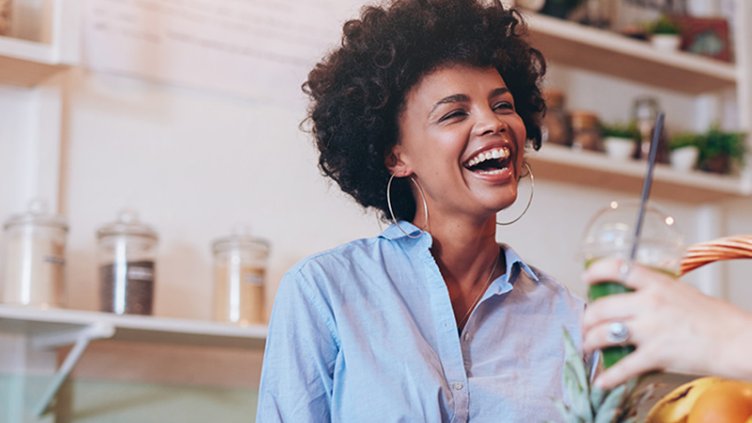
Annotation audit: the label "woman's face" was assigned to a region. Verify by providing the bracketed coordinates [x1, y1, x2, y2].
[390, 64, 527, 223]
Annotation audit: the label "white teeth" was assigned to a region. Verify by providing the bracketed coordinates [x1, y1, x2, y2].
[477, 167, 509, 175]
[465, 147, 510, 167]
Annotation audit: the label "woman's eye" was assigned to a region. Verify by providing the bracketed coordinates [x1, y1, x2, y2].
[439, 110, 467, 122]
[493, 101, 514, 111]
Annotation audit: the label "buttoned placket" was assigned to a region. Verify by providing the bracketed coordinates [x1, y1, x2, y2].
[417, 237, 472, 423]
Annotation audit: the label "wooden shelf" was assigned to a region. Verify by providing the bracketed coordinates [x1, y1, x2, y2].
[525, 13, 737, 94]
[0, 305, 267, 349]
[0, 36, 68, 86]
[528, 144, 750, 203]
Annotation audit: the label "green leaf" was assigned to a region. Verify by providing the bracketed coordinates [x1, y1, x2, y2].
[593, 407, 617, 423]
[594, 384, 627, 423]
[562, 329, 592, 421]
[589, 384, 606, 411]
[563, 330, 588, 393]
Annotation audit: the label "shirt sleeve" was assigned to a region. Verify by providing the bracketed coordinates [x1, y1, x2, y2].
[256, 267, 340, 422]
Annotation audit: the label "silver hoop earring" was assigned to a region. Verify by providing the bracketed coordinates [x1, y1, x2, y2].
[386, 174, 430, 238]
[496, 162, 534, 226]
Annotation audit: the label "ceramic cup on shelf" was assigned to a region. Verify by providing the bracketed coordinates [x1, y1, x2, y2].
[670, 146, 699, 172]
[651, 34, 681, 51]
[604, 137, 634, 161]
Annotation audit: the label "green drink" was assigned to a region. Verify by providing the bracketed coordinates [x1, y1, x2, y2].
[588, 281, 635, 368]
[581, 200, 684, 369]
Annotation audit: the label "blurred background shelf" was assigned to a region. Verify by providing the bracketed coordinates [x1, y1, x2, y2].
[528, 144, 750, 203]
[0, 36, 68, 86]
[525, 13, 738, 94]
[0, 305, 267, 350]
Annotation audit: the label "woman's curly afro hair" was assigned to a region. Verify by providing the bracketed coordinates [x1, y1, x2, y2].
[303, 0, 546, 222]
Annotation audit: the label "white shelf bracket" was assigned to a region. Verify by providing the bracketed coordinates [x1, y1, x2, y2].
[30, 322, 116, 417]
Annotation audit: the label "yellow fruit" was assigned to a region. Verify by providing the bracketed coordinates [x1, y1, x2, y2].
[687, 380, 752, 423]
[646, 377, 724, 423]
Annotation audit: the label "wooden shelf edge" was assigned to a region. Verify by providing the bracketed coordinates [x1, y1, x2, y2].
[524, 13, 737, 93]
[528, 144, 746, 203]
[0, 36, 68, 86]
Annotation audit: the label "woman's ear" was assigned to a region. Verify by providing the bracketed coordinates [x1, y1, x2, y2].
[385, 144, 413, 177]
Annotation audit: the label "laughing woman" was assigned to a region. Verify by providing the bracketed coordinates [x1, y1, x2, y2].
[257, 0, 584, 421]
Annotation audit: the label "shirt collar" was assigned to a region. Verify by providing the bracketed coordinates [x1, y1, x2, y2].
[380, 222, 540, 284]
[500, 244, 540, 284]
[380, 221, 425, 241]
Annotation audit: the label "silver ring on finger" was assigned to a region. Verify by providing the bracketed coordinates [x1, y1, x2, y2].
[606, 321, 631, 344]
[618, 261, 632, 281]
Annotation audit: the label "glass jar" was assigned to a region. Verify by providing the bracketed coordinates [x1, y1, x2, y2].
[212, 228, 269, 325]
[1, 199, 68, 308]
[542, 89, 572, 147]
[632, 96, 670, 163]
[571, 110, 603, 151]
[582, 0, 613, 29]
[96, 209, 158, 315]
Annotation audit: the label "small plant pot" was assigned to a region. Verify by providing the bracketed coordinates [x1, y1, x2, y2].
[604, 137, 635, 161]
[651, 34, 681, 51]
[670, 146, 699, 172]
[700, 155, 731, 175]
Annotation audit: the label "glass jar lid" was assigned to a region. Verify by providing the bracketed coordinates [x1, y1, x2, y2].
[3, 199, 68, 231]
[212, 226, 269, 255]
[580, 199, 685, 273]
[97, 209, 158, 241]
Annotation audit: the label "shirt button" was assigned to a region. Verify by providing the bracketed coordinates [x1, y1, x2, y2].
[452, 382, 464, 390]
[463, 333, 471, 341]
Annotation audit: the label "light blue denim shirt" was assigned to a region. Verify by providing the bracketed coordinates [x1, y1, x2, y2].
[257, 222, 584, 422]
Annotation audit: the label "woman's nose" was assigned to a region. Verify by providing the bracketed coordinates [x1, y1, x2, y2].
[473, 108, 507, 136]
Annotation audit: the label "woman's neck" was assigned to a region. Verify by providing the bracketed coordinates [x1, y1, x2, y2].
[420, 214, 502, 287]
[419, 214, 504, 329]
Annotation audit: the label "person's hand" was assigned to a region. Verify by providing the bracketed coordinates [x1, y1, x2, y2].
[583, 258, 752, 389]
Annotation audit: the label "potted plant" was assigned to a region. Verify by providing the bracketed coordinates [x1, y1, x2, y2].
[669, 132, 701, 172]
[697, 127, 746, 175]
[601, 121, 639, 161]
[648, 16, 682, 51]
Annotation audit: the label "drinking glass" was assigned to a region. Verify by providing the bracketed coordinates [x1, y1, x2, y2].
[581, 200, 684, 368]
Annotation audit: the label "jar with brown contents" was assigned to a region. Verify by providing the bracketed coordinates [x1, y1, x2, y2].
[571, 110, 603, 152]
[96, 210, 158, 315]
[541, 89, 572, 147]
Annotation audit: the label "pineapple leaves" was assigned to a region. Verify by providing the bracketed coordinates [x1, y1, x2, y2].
[555, 328, 653, 423]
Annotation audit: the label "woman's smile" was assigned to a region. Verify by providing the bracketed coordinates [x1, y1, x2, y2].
[462, 144, 516, 183]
